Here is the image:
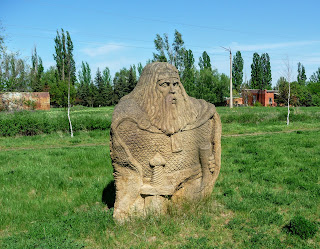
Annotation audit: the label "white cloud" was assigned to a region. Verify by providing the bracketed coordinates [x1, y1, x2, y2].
[229, 40, 320, 52]
[81, 43, 124, 57]
[206, 40, 320, 55]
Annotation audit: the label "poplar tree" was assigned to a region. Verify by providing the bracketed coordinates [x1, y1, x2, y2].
[232, 51, 244, 92]
[198, 51, 212, 71]
[251, 52, 272, 90]
[261, 53, 272, 89]
[30, 46, 44, 92]
[197, 51, 216, 102]
[251, 52, 262, 89]
[181, 49, 196, 95]
[172, 30, 185, 72]
[53, 28, 76, 106]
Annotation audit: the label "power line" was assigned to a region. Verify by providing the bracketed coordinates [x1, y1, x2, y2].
[32, 1, 301, 40]
[6, 31, 320, 62]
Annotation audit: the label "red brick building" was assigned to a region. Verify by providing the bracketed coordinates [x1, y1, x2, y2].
[225, 89, 278, 107]
[0, 92, 50, 111]
[242, 89, 277, 107]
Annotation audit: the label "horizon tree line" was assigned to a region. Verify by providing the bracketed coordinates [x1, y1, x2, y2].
[1, 26, 320, 107]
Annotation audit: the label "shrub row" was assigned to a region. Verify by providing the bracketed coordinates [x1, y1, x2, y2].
[1, 107, 319, 136]
[0, 111, 112, 136]
[221, 109, 320, 124]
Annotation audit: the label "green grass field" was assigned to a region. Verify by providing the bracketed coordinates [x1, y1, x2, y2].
[0, 106, 319, 248]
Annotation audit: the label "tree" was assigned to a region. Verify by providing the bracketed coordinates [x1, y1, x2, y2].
[232, 51, 244, 92]
[240, 80, 252, 106]
[215, 73, 230, 105]
[0, 22, 5, 57]
[181, 49, 196, 96]
[113, 67, 130, 104]
[127, 65, 137, 93]
[30, 46, 44, 92]
[276, 76, 289, 105]
[261, 53, 272, 89]
[153, 30, 185, 71]
[283, 58, 292, 125]
[53, 28, 76, 107]
[297, 62, 307, 85]
[102, 67, 113, 106]
[66, 31, 76, 85]
[276, 78, 312, 107]
[87, 80, 98, 107]
[0, 25, 29, 92]
[250, 52, 262, 89]
[94, 67, 115, 107]
[153, 34, 168, 62]
[250, 52, 272, 90]
[77, 61, 92, 106]
[53, 30, 65, 82]
[0, 51, 29, 92]
[196, 52, 223, 104]
[198, 51, 212, 71]
[137, 62, 143, 78]
[94, 67, 105, 106]
[172, 30, 185, 71]
[308, 67, 320, 106]
[309, 67, 320, 83]
[41, 66, 56, 93]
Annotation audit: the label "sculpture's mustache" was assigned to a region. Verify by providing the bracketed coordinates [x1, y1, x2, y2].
[165, 93, 177, 105]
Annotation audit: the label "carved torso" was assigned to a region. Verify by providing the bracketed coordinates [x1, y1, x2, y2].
[115, 117, 214, 188]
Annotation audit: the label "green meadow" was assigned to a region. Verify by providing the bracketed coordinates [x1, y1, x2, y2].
[0, 106, 319, 248]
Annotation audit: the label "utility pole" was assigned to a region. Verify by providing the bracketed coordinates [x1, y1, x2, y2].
[221, 46, 233, 108]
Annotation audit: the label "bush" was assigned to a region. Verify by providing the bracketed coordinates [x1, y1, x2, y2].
[254, 101, 262, 107]
[283, 216, 318, 239]
[0, 109, 112, 136]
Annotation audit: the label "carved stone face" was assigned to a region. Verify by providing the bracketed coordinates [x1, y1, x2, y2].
[130, 62, 196, 135]
[156, 77, 181, 105]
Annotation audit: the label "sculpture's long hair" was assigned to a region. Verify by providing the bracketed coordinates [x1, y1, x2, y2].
[127, 62, 197, 135]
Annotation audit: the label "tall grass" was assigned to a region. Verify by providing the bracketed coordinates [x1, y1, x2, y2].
[0, 107, 113, 136]
[1, 106, 319, 137]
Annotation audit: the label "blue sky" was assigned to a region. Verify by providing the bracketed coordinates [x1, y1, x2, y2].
[1, 0, 320, 86]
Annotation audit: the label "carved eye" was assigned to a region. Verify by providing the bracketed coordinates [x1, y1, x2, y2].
[160, 82, 169, 87]
[173, 82, 178, 87]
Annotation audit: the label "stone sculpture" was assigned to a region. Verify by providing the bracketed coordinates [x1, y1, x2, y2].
[110, 62, 221, 220]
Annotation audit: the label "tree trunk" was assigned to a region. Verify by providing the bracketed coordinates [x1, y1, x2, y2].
[287, 81, 290, 126]
[67, 62, 73, 137]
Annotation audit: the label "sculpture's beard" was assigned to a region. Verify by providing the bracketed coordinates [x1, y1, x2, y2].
[148, 92, 190, 135]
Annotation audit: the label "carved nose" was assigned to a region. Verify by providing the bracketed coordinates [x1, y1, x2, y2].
[169, 84, 175, 93]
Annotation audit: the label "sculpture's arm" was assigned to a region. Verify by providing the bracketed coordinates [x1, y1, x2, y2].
[110, 122, 143, 221]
